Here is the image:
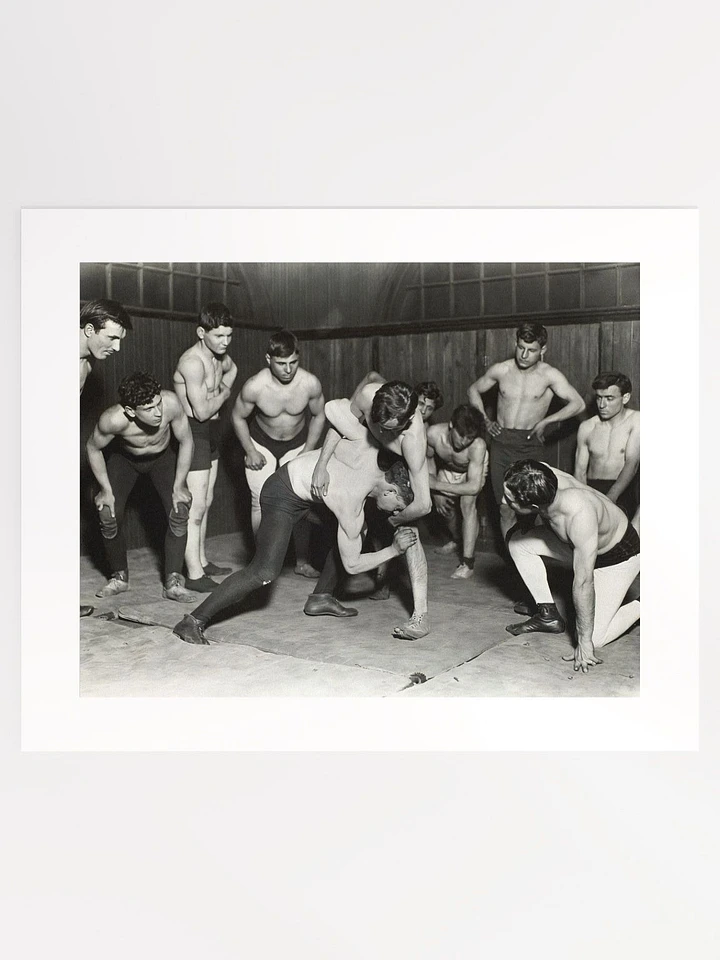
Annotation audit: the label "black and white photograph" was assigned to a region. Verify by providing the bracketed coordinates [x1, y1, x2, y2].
[7, 3, 715, 957]
[20, 205, 697, 751]
[78, 260, 641, 698]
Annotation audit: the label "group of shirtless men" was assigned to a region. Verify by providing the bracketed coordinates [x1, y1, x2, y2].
[80, 299, 640, 675]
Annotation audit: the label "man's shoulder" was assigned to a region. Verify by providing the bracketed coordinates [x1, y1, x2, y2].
[98, 404, 126, 432]
[578, 415, 600, 435]
[161, 389, 182, 413]
[625, 408, 640, 427]
[426, 423, 445, 443]
[494, 358, 514, 375]
[299, 367, 322, 391]
[243, 368, 269, 393]
[175, 344, 203, 370]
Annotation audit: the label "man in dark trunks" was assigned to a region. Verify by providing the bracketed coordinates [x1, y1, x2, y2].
[86, 372, 195, 602]
[232, 329, 326, 579]
[503, 460, 640, 674]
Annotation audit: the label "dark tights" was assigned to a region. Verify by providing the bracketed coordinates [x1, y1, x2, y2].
[193, 468, 340, 624]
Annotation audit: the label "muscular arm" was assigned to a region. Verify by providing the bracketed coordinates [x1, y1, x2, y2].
[392, 423, 432, 525]
[221, 358, 238, 392]
[531, 370, 586, 439]
[574, 422, 591, 483]
[335, 511, 412, 575]
[167, 395, 193, 493]
[311, 400, 365, 496]
[231, 382, 266, 469]
[350, 371, 385, 405]
[303, 379, 326, 452]
[430, 442, 488, 497]
[566, 502, 602, 669]
[323, 398, 368, 440]
[468, 367, 502, 436]
[607, 419, 640, 503]
[179, 355, 231, 422]
[86, 412, 120, 511]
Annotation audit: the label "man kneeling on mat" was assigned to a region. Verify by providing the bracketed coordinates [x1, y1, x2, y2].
[503, 459, 640, 674]
[173, 431, 417, 645]
[86, 372, 196, 602]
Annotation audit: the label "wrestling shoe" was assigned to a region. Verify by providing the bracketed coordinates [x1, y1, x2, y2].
[172, 614, 210, 645]
[95, 571, 129, 598]
[203, 561, 232, 576]
[184, 575, 219, 593]
[505, 603, 566, 636]
[303, 594, 358, 617]
[392, 613, 430, 641]
[162, 573, 197, 603]
[434, 540, 458, 556]
[513, 599, 535, 616]
[295, 562, 321, 580]
[80, 605, 94, 618]
[451, 563, 473, 580]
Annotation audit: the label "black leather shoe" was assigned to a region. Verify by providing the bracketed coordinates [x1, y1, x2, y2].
[184, 575, 219, 593]
[203, 562, 232, 576]
[506, 603, 566, 636]
[80, 605, 94, 618]
[303, 594, 358, 617]
[173, 614, 210, 645]
[513, 599, 535, 616]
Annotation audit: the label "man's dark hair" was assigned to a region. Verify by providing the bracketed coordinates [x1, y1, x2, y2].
[516, 322, 548, 348]
[119, 372, 162, 409]
[450, 404, 484, 440]
[592, 371, 632, 395]
[267, 329, 299, 358]
[80, 299, 133, 332]
[198, 302, 233, 331]
[415, 380, 444, 410]
[384, 460, 414, 507]
[370, 381, 418, 432]
[503, 459, 558, 508]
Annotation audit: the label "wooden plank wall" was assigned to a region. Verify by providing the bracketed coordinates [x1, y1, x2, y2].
[80, 263, 639, 559]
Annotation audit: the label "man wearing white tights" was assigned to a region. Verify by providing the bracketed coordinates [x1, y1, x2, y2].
[502, 460, 640, 674]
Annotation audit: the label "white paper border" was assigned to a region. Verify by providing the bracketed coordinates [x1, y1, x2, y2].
[21, 207, 698, 751]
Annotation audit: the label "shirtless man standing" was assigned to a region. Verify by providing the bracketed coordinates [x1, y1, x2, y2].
[503, 460, 640, 673]
[231, 329, 326, 579]
[426, 404, 489, 579]
[467, 323, 586, 537]
[574, 372, 640, 529]
[86, 372, 195, 602]
[80, 298, 132, 616]
[312, 379, 432, 640]
[172, 426, 418, 645]
[173, 303, 237, 592]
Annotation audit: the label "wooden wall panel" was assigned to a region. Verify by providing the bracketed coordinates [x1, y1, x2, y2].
[81, 264, 640, 560]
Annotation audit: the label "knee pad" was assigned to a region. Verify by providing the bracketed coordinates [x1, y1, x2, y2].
[98, 505, 118, 540]
[169, 502, 190, 537]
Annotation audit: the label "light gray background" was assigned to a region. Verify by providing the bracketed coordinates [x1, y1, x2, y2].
[2, 2, 715, 957]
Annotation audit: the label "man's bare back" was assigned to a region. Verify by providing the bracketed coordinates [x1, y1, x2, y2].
[542, 466, 629, 556]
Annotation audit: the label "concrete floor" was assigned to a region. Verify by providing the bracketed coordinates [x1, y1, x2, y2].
[80, 531, 640, 697]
